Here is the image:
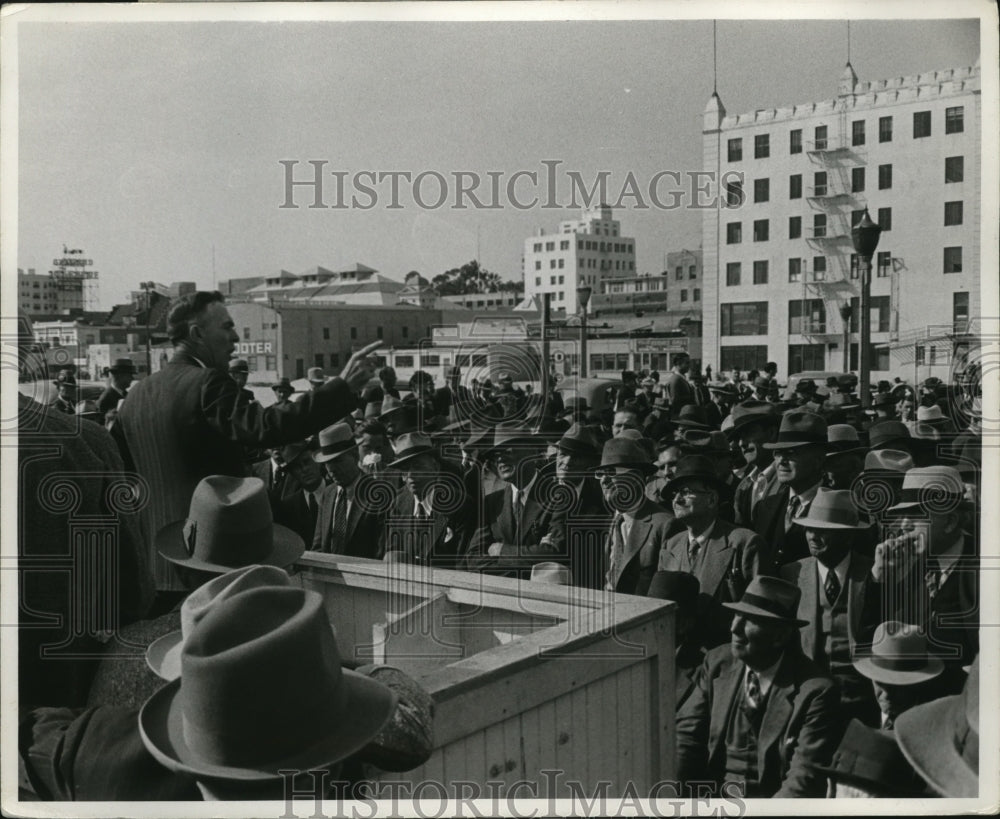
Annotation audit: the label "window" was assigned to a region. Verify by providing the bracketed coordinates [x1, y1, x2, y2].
[550, 260, 556, 269]
[849, 343, 891, 372]
[675, 266, 683, 280]
[754, 178, 770, 203]
[322, 327, 330, 340]
[851, 208, 865, 228]
[394, 355, 414, 368]
[953, 291, 970, 332]
[558, 259, 565, 269]
[754, 134, 769, 158]
[945, 106, 964, 134]
[533, 243, 542, 252]
[350, 327, 358, 340]
[852, 120, 865, 146]
[877, 251, 892, 278]
[680, 289, 688, 302]
[848, 295, 892, 333]
[689, 266, 697, 279]
[753, 260, 769, 284]
[726, 262, 741, 286]
[788, 344, 826, 372]
[725, 180, 744, 208]
[377, 326, 384, 340]
[753, 219, 769, 242]
[813, 256, 827, 280]
[720, 302, 769, 335]
[789, 216, 802, 239]
[789, 299, 826, 334]
[877, 207, 892, 232]
[402, 326, 409, 339]
[851, 167, 865, 193]
[535, 277, 541, 286]
[945, 156, 964, 183]
[726, 222, 742, 244]
[913, 111, 931, 138]
[314, 353, 324, 368]
[789, 174, 802, 199]
[813, 171, 827, 196]
[944, 201, 964, 226]
[693, 288, 701, 302]
[814, 125, 828, 151]
[728, 138, 743, 162]
[535, 261, 541, 271]
[558, 275, 565, 284]
[944, 247, 962, 273]
[560, 240, 569, 250]
[545, 241, 554, 251]
[878, 164, 892, 190]
[879, 116, 893, 143]
[721, 345, 768, 372]
[813, 213, 827, 238]
[790, 129, 802, 154]
[266, 355, 278, 371]
[788, 258, 802, 283]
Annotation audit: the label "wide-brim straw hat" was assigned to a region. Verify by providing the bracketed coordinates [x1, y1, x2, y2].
[852, 620, 945, 685]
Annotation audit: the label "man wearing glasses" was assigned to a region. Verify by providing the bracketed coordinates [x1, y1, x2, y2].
[599, 438, 679, 596]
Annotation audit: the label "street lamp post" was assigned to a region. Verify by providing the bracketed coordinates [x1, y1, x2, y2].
[838, 302, 853, 373]
[142, 281, 155, 376]
[850, 210, 882, 409]
[577, 285, 592, 378]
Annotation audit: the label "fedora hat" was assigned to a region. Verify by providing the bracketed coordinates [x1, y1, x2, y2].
[706, 381, 738, 399]
[895, 655, 979, 797]
[362, 401, 383, 421]
[388, 432, 436, 468]
[794, 487, 870, 529]
[279, 437, 316, 466]
[306, 366, 326, 384]
[146, 565, 291, 681]
[556, 423, 602, 457]
[678, 429, 731, 455]
[863, 449, 915, 473]
[664, 454, 730, 497]
[377, 394, 411, 423]
[272, 377, 296, 395]
[868, 420, 912, 450]
[916, 404, 950, 424]
[871, 392, 896, 410]
[599, 438, 656, 474]
[723, 575, 808, 626]
[462, 404, 505, 452]
[139, 586, 397, 782]
[483, 421, 539, 457]
[729, 401, 780, 434]
[812, 719, 929, 797]
[313, 422, 358, 463]
[561, 396, 591, 417]
[795, 378, 817, 394]
[762, 410, 828, 450]
[673, 405, 710, 429]
[156, 476, 304, 573]
[888, 465, 969, 512]
[228, 358, 249, 374]
[529, 561, 571, 585]
[852, 621, 945, 686]
[108, 357, 136, 373]
[647, 570, 700, 610]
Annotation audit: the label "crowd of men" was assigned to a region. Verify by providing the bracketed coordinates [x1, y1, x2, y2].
[15, 291, 983, 802]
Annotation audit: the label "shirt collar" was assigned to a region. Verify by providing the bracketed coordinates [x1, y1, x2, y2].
[747, 652, 784, 699]
[789, 481, 821, 506]
[688, 519, 715, 544]
[816, 551, 852, 598]
[189, 354, 209, 369]
[936, 535, 965, 577]
[414, 491, 434, 516]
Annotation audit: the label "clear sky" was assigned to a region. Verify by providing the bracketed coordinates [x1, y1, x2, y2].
[13, 11, 981, 309]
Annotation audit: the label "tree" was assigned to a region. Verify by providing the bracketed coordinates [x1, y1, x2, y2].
[432, 260, 521, 296]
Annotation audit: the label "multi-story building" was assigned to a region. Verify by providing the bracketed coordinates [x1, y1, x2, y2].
[18, 246, 100, 316]
[701, 61, 980, 382]
[590, 249, 703, 327]
[522, 205, 637, 316]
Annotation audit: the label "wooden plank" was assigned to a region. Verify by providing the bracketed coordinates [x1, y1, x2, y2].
[533, 698, 556, 798]
[377, 592, 466, 679]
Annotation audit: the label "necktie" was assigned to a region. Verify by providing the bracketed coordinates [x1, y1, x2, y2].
[688, 536, 701, 567]
[824, 568, 841, 605]
[305, 492, 318, 540]
[330, 487, 349, 552]
[925, 559, 942, 599]
[608, 513, 625, 580]
[784, 494, 802, 532]
[415, 498, 427, 520]
[513, 490, 523, 541]
[745, 669, 762, 712]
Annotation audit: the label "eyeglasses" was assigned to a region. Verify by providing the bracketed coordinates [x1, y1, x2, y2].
[672, 487, 710, 499]
[595, 469, 636, 483]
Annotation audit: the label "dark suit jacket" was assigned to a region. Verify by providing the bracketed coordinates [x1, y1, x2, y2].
[658, 519, 763, 648]
[545, 475, 615, 589]
[676, 645, 840, 798]
[606, 498, 679, 596]
[97, 385, 127, 415]
[380, 463, 478, 568]
[751, 485, 812, 568]
[274, 488, 323, 547]
[312, 474, 388, 559]
[120, 350, 358, 590]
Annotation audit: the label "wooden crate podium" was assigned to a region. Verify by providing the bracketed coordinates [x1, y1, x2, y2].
[295, 553, 676, 797]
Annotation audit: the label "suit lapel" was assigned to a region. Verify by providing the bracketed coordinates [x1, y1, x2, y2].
[499, 489, 515, 543]
[700, 520, 734, 596]
[757, 655, 797, 777]
[846, 552, 867, 650]
[800, 558, 819, 658]
[622, 507, 654, 569]
[709, 661, 743, 759]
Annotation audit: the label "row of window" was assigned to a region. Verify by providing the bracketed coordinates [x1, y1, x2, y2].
[531, 239, 633, 254]
[727, 107, 965, 161]
[674, 265, 699, 280]
[724, 245, 963, 282]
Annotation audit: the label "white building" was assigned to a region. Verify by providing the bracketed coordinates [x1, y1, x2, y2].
[522, 205, 637, 316]
[701, 61, 981, 382]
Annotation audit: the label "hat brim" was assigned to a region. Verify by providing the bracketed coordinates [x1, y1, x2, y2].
[138, 672, 397, 782]
[794, 516, 871, 530]
[895, 693, 978, 797]
[664, 473, 731, 498]
[852, 655, 945, 686]
[155, 520, 305, 573]
[825, 446, 867, 459]
[483, 435, 540, 457]
[674, 419, 711, 430]
[146, 630, 183, 681]
[599, 460, 657, 475]
[762, 439, 828, 450]
[722, 600, 808, 627]
[313, 443, 359, 464]
[387, 446, 437, 469]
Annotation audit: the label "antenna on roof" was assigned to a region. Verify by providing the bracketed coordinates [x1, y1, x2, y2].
[847, 20, 851, 65]
[712, 20, 718, 94]
[212, 243, 216, 289]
